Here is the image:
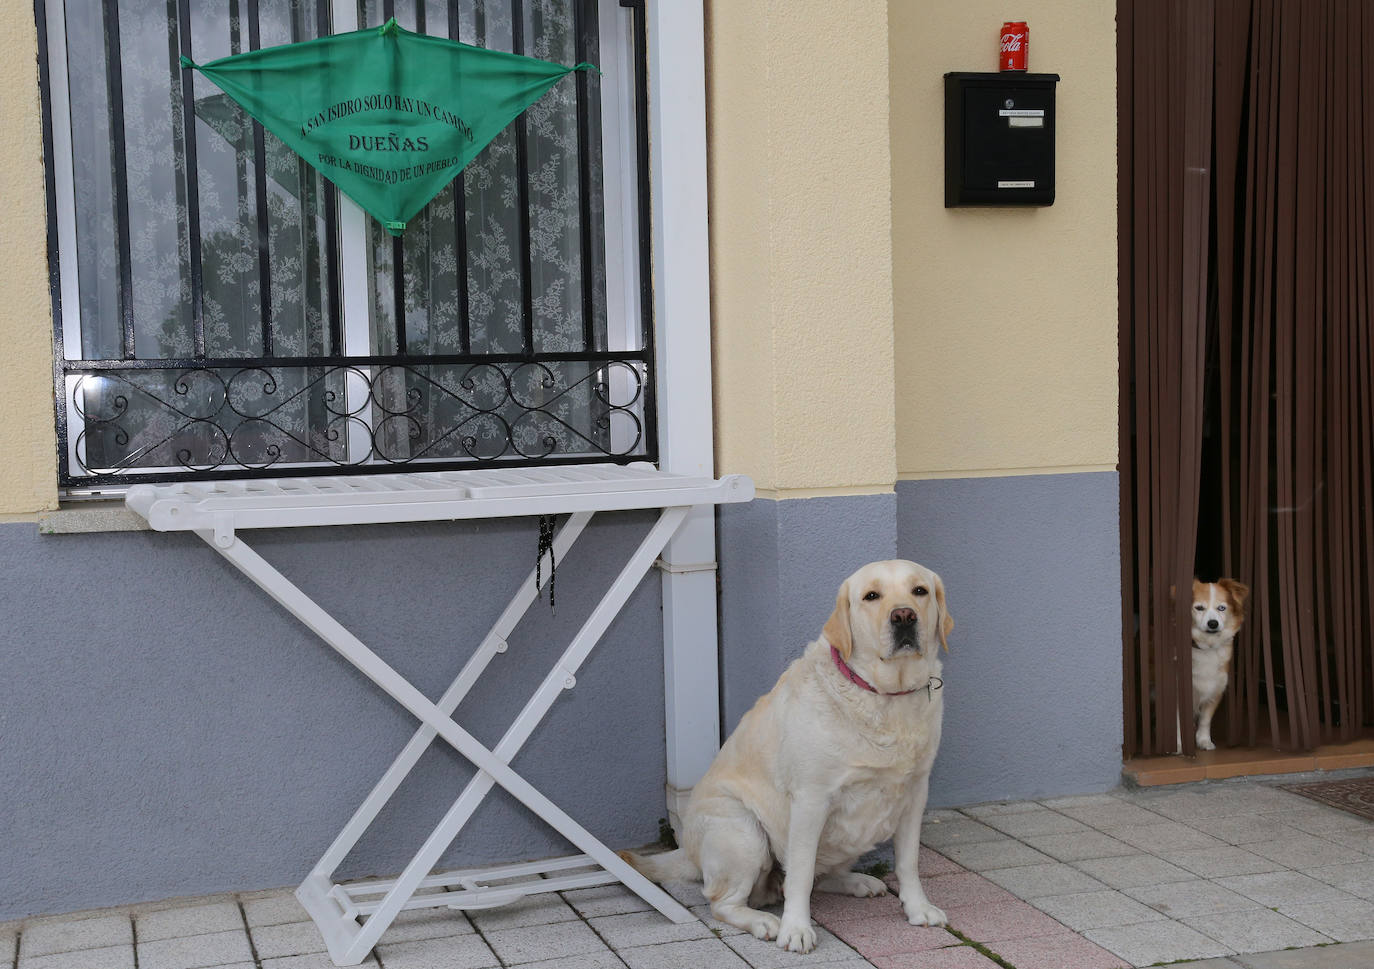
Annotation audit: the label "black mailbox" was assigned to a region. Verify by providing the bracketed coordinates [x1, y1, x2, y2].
[944, 72, 1059, 207]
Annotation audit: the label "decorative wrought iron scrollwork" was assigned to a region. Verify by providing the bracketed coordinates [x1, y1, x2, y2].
[66, 357, 650, 483]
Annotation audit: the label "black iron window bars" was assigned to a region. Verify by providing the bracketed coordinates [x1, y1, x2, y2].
[40, 0, 654, 489]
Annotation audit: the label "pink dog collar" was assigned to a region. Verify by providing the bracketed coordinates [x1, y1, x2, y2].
[830, 644, 942, 698]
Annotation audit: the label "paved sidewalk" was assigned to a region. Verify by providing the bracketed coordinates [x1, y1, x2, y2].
[4, 772, 1371, 969]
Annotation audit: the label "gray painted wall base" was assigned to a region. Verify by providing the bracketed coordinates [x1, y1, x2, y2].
[897, 474, 1124, 805]
[716, 474, 1122, 809]
[717, 494, 897, 730]
[0, 514, 667, 921]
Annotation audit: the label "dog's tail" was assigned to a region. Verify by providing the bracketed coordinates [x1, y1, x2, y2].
[617, 847, 699, 883]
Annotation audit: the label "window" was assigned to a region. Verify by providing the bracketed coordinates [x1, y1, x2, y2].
[40, 0, 652, 492]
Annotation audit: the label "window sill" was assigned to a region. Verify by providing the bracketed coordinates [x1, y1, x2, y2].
[38, 502, 150, 534]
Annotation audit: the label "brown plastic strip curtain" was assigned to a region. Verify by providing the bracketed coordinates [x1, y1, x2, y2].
[1120, 0, 1214, 757]
[1121, 0, 1374, 757]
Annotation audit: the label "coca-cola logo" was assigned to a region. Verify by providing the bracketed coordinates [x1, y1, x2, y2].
[1000, 32, 1025, 52]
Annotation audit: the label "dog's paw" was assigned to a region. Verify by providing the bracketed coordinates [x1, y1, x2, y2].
[776, 918, 817, 953]
[1195, 734, 1216, 750]
[903, 898, 948, 927]
[746, 911, 781, 941]
[819, 871, 888, 897]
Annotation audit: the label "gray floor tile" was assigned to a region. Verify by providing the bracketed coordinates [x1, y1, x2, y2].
[980, 810, 1093, 838]
[136, 903, 243, 943]
[723, 927, 861, 967]
[1115, 821, 1228, 853]
[467, 894, 581, 932]
[561, 884, 653, 918]
[1244, 831, 1361, 869]
[1321, 826, 1374, 854]
[1181, 908, 1332, 953]
[938, 839, 1055, 872]
[1148, 786, 1308, 821]
[1051, 800, 1169, 832]
[918, 818, 1007, 849]
[517, 952, 628, 969]
[1124, 879, 1261, 918]
[1, 929, 15, 967]
[1072, 853, 1196, 890]
[21, 916, 132, 957]
[981, 863, 1107, 899]
[1083, 920, 1234, 965]
[1160, 846, 1286, 878]
[1216, 870, 1360, 908]
[586, 910, 712, 948]
[1169, 960, 1244, 968]
[620, 937, 751, 969]
[137, 930, 255, 969]
[1233, 940, 1374, 968]
[1030, 889, 1165, 931]
[1261, 805, 1374, 836]
[1189, 817, 1307, 846]
[1303, 861, 1374, 901]
[1020, 831, 1136, 863]
[260, 956, 377, 969]
[18, 943, 135, 969]
[1277, 898, 1374, 942]
[484, 921, 609, 966]
[1036, 793, 1122, 809]
[251, 921, 329, 959]
[371, 935, 502, 969]
[241, 894, 310, 928]
[379, 906, 476, 944]
[961, 800, 1045, 818]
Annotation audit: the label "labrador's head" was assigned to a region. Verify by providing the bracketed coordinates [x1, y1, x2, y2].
[822, 559, 953, 663]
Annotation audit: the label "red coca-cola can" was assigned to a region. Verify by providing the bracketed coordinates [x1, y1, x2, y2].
[1000, 21, 1028, 71]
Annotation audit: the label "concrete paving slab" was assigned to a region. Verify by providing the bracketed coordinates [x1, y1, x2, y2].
[619, 937, 751, 969]
[20, 915, 132, 957]
[1180, 908, 1332, 954]
[1071, 853, 1196, 890]
[1083, 919, 1234, 966]
[1277, 898, 1374, 942]
[982, 862, 1108, 899]
[134, 902, 243, 943]
[1029, 889, 1165, 932]
[1124, 879, 1261, 918]
[370, 935, 502, 969]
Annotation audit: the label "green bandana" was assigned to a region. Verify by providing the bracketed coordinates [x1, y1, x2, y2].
[182, 18, 596, 236]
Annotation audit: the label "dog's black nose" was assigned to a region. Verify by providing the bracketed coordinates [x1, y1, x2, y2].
[890, 607, 917, 626]
[1206, 619, 1220, 631]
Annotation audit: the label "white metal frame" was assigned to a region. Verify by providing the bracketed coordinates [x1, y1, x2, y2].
[125, 464, 751, 966]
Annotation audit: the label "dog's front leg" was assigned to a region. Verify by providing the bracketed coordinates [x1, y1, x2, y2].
[893, 774, 947, 926]
[776, 795, 828, 953]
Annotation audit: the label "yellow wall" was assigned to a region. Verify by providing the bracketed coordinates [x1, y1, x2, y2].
[0, 12, 58, 514]
[707, 0, 897, 498]
[891, 1, 1118, 478]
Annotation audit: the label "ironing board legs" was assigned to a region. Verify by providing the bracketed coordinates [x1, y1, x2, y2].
[196, 507, 696, 966]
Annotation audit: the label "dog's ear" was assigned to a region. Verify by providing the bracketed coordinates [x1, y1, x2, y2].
[822, 580, 854, 661]
[1192, 578, 1207, 602]
[1219, 578, 1250, 621]
[934, 574, 954, 653]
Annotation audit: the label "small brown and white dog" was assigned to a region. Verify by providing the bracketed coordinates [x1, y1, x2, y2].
[621, 560, 952, 953]
[1191, 577, 1249, 750]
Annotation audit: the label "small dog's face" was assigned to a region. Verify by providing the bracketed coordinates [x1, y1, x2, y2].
[824, 560, 953, 662]
[1192, 578, 1249, 644]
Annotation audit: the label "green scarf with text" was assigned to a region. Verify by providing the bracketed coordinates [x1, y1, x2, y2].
[182, 18, 596, 236]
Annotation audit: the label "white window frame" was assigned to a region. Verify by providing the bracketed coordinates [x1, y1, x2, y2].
[45, 0, 654, 489]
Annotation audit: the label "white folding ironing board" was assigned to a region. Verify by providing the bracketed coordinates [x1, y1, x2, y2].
[125, 462, 753, 966]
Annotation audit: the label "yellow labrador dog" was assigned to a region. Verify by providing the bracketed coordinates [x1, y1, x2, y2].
[622, 560, 952, 953]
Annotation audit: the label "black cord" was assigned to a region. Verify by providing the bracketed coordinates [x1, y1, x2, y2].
[536, 515, 556, 609]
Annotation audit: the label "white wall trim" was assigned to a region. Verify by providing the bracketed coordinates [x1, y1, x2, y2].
[645, 0, 720, 833]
